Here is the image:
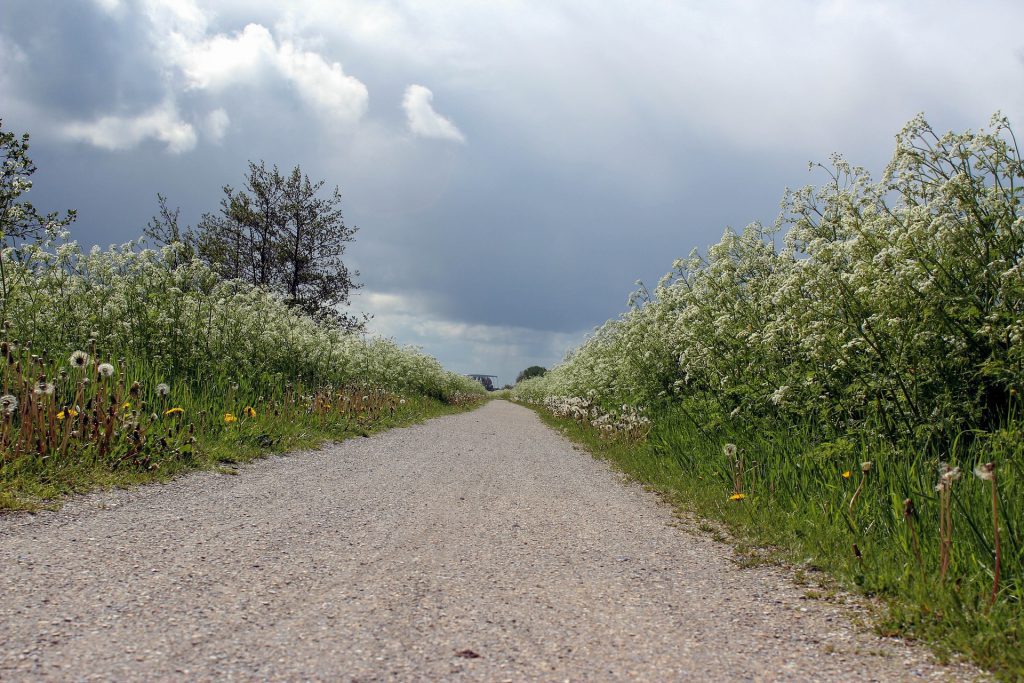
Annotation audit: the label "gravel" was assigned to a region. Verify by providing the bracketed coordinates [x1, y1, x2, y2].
[0, 400, 983, 681]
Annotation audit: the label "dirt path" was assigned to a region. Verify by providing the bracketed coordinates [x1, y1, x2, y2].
[0, 401, 978, 681]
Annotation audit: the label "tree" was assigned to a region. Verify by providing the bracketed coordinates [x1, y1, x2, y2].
[1, 119, 76, 247]
[278, 166, 360, 325]
[147, 161, 364, 331]
[515, 366, 547, 383]
[199, 161, 287, 289]
[144, 194, 195, 269]
[0, 119, 76, 305]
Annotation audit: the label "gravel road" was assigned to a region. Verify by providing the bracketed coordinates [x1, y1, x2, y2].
[1, 400, 980, 681]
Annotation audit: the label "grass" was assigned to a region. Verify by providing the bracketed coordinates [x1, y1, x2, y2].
[528, 404, 1022, 681]
[1, 381, 482, 512]
[0, 231, 488, 516]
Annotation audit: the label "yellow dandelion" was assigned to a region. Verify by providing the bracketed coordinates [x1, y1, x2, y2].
[729, 493, 746, 501]
[164, 407, 184, 417]
[243, 406, 256, 418]
[56, 408, 79, 420]
[842, 470, 852, 479]
[224, 412, 237, 424]
[122, 401, 132, 411]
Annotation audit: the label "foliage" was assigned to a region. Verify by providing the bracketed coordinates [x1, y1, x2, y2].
[537, 408, 1022, 679]
[146, 161, 364, 330]
[0, 120, 484, 507]
[513, 114, 1024, 675]
[515, 365, 547, 384]
[0, 234, 484, 506]
[1, 118, 76, 247]
[518, 114, 1024, 445]
[5, 238, 481, 395]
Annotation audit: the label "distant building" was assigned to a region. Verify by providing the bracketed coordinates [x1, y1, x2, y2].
[467, 374, 498, 391]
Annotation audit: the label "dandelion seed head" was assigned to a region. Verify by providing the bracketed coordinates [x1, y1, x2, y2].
[974, 462, 996, 481]
[155, 383, 170, 397]
[861, 461, 873, 473]
[97, 362, 115, 378]
[34, 380, 55, 396]
[69, 350, 90, 368]
[723, 443, 738, 458]
[0, 394, 18, 413]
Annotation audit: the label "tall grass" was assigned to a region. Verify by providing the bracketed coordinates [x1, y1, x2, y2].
[0, 236, 483, 508]
[513, 114, 1023, 677]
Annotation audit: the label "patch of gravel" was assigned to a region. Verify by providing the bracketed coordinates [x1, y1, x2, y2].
[0, 400, 983, 681]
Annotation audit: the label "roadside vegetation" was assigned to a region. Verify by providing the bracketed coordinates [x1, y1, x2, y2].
[513, 114, 1023, 678]
[0, 120, 483, 510]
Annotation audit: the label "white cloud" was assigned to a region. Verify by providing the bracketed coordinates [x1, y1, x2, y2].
[171, 22, 368, 124]
[142, 0, 208, 39]
[91, 0, 122, 12]
[275, 41, 369, 124]
[203, 108, 230, 143]
[59, 5, 369, 153]
[173, 23, 276, 90]
[62, 101, 197, 154]
[402, 85, 465, 143]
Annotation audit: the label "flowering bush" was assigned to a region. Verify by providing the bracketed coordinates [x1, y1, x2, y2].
[0, 231, 482, 505]
[0, 238, 481, 403]
[526, 394, 651, 441]
[512, 117, 1024, 663]
[516, 114, 1024, 448]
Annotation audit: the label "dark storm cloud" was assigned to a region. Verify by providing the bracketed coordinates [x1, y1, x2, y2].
[0, 1, 164, 117]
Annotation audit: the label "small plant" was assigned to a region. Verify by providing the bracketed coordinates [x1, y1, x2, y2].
[848, 461, 872, 515]
[724, 442, 743, 494]
[902, 497, 922, 570]
[935, 464, 961, 582]
[974, 461, 1001, 605]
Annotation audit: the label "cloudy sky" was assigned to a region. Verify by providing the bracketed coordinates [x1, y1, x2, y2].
[2, 0, 1023, 385]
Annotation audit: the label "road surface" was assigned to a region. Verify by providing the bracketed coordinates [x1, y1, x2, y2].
[0, 401, 977, 681]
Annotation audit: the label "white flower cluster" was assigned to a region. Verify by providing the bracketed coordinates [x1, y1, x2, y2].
[0, 240, 483, 401]
[513, 114, 1024, 445]
[539, 395, 651, 440]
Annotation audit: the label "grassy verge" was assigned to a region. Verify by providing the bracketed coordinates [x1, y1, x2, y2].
[2, 393, 482, 512]
[527, 404, 1021, 681]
